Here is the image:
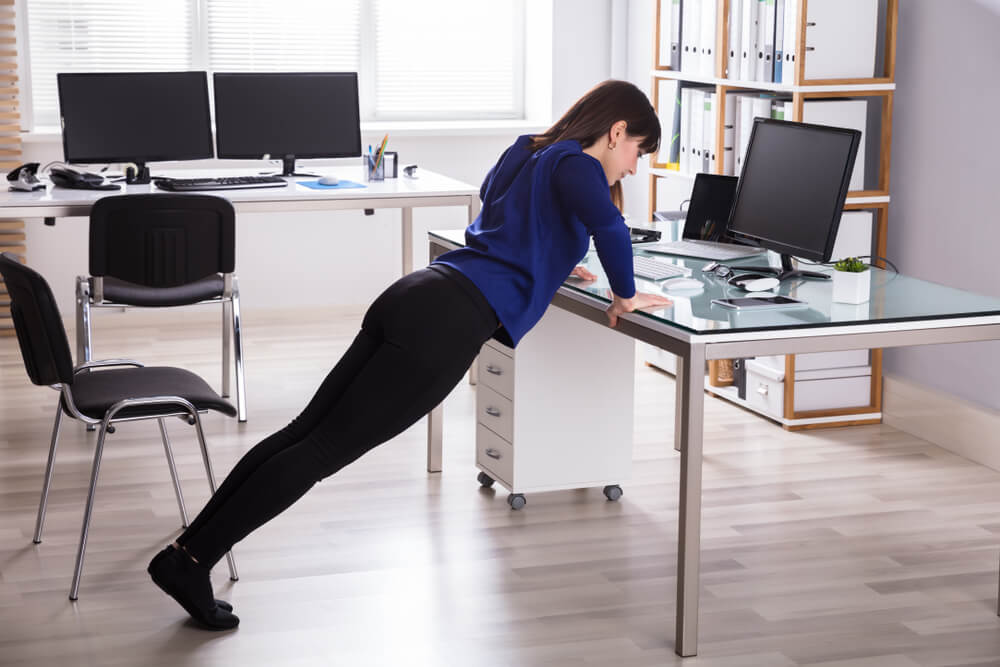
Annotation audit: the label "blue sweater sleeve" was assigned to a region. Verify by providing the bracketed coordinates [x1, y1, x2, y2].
[552, 154, 636, 298]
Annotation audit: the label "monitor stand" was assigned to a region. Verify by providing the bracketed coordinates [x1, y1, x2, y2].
[125, 162, 151, 185]
[264, 156, 320, 178]
[738, 254, 831, 281]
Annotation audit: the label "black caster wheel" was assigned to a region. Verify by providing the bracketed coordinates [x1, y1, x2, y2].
[477, 471, 495, 488]
[603, 485, 623, 501]
[507, 493, 526, 510]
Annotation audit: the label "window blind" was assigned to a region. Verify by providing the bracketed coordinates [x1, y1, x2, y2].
[206, 0, 361, 73]
[372, 0, 522, 120]
[27, 0, 193, 127]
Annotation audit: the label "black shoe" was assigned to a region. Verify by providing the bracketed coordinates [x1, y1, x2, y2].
[148, 545, 240, 630]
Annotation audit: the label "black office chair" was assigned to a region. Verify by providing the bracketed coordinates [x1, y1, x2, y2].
[76, 194, 247, 422]
[0, 252, 239, 600]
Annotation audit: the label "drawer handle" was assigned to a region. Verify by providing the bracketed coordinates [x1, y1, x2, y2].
[485, 364, 503, 376]
[485, 406, 501, 417]
[485, 447, 502, 460]
[756, 384, 769, 396]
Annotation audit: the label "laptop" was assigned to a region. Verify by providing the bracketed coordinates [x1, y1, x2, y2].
[645, 173, 764, 261]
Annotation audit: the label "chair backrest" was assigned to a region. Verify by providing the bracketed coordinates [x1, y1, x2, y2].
[89, 194, 236, 287]
[0, 252, 75, 386]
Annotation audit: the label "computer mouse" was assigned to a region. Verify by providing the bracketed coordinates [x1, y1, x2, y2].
[662, 277, 704, 291]
[318, 175, 340, 186]
[741, 277, 780, 292]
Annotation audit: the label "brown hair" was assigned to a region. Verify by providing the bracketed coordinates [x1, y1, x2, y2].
[529, 80, 660, 211]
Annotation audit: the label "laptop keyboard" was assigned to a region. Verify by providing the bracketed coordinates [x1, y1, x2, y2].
[633, 255, 692, 281]
[645, 239, 764, 260]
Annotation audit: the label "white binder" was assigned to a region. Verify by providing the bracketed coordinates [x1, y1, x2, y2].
[705, 92, 717, 173]
[722, 92, 737, 175]
[657, 0, 673, 67]
[727, 0, 743, 80]
[804, 0, 878, 79]
[681, 0, 702, 74]
[671, 0, 683, 70]
[801, 99, 869, 191]
[781, 0, 798, 83]
[689, 88, 706, 174]
[773, 0, 786, 82]
[699, 0, 718, 77]
[729, 92, 756, 174]
[739, 0, 758, 83]
[679, 87, 694, 173]
[756, 0, 776, 82]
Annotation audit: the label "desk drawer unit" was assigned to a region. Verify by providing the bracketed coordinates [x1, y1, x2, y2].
[473, 306, 635, 510]
[478, 342, 514, 399]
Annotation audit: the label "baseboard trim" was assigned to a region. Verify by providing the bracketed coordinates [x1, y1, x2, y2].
[883, 373, 1000, 472]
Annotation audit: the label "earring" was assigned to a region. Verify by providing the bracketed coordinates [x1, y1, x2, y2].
[608, 142, 616, 150]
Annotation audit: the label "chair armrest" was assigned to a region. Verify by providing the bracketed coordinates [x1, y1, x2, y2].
[73, 359, 145, 374]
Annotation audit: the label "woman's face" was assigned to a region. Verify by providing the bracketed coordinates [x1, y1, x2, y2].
[607, 135, 645, 184]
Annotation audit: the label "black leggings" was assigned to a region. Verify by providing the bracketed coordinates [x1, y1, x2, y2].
[177, 265, 498, 567]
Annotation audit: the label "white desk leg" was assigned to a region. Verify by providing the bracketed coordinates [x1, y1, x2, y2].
[675, 344, 705, 657]
[674, 360, 684, 453]
[427, 402, 443, 473]
[402, 207, 413, 275]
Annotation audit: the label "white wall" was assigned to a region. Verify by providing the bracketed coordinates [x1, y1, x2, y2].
[19, 0, 615, 316]
[882, 0, 1000, 411]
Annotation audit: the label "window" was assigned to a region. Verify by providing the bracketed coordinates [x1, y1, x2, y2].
[25, 0, 524, 129]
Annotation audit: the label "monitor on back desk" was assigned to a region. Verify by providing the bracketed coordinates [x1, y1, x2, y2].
[57, 71, 214, 183]
[213, 72, 362, 177]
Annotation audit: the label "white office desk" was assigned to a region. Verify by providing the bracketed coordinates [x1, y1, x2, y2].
[1, 167, 480, 275]
[428, 229, 1000, 657]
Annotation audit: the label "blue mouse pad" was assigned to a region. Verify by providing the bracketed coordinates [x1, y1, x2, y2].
[298, 179, 366, 190]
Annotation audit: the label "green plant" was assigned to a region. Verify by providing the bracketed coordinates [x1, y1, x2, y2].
[833, 257, 868, 273]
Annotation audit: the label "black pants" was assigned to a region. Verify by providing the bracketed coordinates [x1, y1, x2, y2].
[178, 265, 498, 567]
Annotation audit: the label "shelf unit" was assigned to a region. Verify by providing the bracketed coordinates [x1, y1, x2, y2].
[647, 0, 898, 430]
[0, 2, 22, 336]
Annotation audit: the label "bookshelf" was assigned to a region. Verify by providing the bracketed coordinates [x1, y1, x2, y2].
[0, 0, 22, 336]
[647, 0, 898, 430]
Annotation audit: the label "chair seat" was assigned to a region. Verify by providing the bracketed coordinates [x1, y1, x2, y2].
[95, 275, 225, 307]
[68, 367, 237, 420]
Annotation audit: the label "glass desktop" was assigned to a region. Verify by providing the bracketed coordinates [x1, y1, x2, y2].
[428, 230, 1000, 335]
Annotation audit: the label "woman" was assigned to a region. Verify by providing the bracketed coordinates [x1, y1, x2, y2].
[148, 79, 672, 629]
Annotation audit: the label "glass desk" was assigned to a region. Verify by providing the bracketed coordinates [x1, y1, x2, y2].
[428, 228, 1000, 657]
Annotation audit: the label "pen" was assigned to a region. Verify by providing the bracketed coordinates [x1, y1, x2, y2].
[374, 134, 389, 172]
[368, 145, 373, 176]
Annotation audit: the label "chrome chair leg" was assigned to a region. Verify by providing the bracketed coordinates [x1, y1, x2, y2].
[33, 403, 64, 544]
[69, 419, 110, 601]
[222, 299, 232, 399]
[191, 412, 239, 581]
[75, 276, 93, 364]
[158, 418, 190, 528]
[231, 286, 247, 423]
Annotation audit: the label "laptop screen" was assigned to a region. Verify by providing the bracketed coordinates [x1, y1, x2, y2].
[682, 174, 739, 242]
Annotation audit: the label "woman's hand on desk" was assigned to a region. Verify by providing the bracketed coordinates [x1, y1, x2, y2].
[605, 292, 672, 328]
[569, 265, 597, 281]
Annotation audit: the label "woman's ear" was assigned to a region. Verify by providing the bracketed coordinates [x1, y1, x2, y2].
[608, 120, 627, 149]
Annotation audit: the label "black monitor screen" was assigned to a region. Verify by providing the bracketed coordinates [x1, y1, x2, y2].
[727, 118, 860, 262]
[58, 72, 213, 165]
[213, 72, 362, 160]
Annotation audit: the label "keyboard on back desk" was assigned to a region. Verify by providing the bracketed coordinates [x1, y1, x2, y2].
[153, 175, 289, 191]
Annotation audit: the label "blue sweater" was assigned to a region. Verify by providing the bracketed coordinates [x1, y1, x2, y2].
[435, 135, 635, 347]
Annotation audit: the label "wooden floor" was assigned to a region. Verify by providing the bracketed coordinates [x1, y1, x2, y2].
[2, 307, 1000, 666]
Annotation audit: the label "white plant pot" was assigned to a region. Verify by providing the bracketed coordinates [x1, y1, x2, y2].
[832, 269, 871, 304]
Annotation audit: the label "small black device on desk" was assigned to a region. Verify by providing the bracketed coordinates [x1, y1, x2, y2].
[153, 175, 289, 192]
[7, 162, 45, 191]
[629, 226, 661, 244]
[49, 166, 120, 191]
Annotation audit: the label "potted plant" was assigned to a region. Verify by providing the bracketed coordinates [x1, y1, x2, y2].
[832, 257, 870, 304]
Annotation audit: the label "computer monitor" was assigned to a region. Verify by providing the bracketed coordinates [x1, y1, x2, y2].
[57, 72, 214, 182]
[727, 118, 861, 281]
[213, 72, 362, 177]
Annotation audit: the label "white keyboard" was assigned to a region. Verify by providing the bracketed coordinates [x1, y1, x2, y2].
[633, 255, 693, 281]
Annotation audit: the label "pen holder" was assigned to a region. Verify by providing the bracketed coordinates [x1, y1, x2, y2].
[364, 155, 385, 182]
